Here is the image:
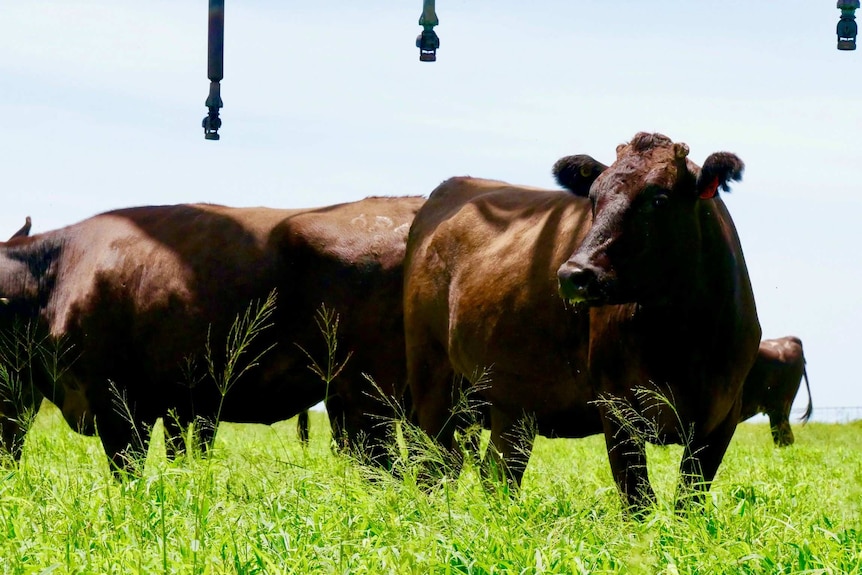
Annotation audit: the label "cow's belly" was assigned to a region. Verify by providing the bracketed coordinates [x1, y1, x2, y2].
[215, 357, 327, 425]
[447, 307, 591, 423]
[454, 352, 595, 424]
[534, 403, 603, 438]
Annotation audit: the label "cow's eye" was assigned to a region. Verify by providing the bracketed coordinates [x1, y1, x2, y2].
[652, 194, 669, 208]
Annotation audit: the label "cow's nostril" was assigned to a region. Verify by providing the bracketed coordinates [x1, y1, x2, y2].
[557, 265, 596, 302]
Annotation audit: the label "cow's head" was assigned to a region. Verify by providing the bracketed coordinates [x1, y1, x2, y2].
[556, 132, 744, 306]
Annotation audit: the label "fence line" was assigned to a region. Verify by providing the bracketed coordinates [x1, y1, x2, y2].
[308, 403, 862, 423]
[742, 406, 862, 424]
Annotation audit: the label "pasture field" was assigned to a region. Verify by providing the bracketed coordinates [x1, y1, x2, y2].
[0, 405, 861, 574]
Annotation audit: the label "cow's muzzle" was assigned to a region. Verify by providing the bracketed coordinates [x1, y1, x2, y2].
[557, 263, 604, 304]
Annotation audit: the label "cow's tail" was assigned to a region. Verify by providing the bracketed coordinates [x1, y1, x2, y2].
[798, 357, 813, 424]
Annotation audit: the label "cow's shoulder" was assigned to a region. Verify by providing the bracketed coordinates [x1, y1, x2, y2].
[426, 176, 525, 209]
[418, 176, 586, 238]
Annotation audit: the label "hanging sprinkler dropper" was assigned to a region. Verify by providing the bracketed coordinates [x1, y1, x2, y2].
[837, 0, 859, 50]
[416, 0, 440, 61]
[203, 0, 224, 139]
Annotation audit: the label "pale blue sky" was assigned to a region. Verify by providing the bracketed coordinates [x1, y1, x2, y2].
[1, 1, 859, 418]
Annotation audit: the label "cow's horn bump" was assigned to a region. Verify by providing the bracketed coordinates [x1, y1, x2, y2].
[673, 143, 690, 159]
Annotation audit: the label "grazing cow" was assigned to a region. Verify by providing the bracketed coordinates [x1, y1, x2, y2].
[740, 336, 812, 446]
[0, 197, 423, 472]
[404, 132, 761, 512]
[0, 217, 41, 460]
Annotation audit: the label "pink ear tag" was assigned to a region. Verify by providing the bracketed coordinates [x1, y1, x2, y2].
[699, 177, 719, 199]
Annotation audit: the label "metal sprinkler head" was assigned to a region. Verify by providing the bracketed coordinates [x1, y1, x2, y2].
[837, 0, 860, 50]
[203, 81, 223, 141]
[416, 29, 440, 62]
[417, 0, 439, 62]
[203, 0, 225, 139]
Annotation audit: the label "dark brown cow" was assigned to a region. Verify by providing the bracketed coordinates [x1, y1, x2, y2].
[0, 217, 41, 460]
[404, 132, 761, 512]
[0, 197, 423, 472]
[740, 336, 812, 446]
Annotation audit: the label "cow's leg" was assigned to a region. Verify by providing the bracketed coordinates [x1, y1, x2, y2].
[335, 406, 393, 470]
[676, 404, 739, 510]
[406, 337, 461, 480]
[324, 395, 347, 452]
[163, 415, 216, 460]
[768, 410, 794, 447]
[0, 382, 41, 462]
[599, 405, 655, 514]
[352, 420, 396, 472]
[326, 394, 394, 470]
[297, 410, 310, 446]
[194, 418, 217, 455]
[483, 406, 536, 490]
[457, 407, 485, 470]
[96, 411, 152, 477]
[162, 413, 186, 460]
[0, 415, 25, 462]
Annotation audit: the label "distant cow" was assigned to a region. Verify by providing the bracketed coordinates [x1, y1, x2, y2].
[740, 336, 812, 446]
[404, 132, 761, 512]
[0, 198, 423, 473]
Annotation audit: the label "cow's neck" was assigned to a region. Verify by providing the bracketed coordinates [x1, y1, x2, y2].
[629, 198, 750, 346]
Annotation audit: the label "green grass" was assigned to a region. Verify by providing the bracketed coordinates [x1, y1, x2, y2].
[0, 405, 860, 574]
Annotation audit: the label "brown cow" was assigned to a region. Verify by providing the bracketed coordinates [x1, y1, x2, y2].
[404, 132, 761, 512]
[0, 217, 41, 460]
[0, 197, 423, 473]
[740, 336, 812, 447]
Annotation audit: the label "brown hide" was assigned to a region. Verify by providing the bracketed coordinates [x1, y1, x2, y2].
[0, 197, 423, 471]
[404, 178, 598, 441]
[740, 336, 811, 447]
[405, 132, 761, 513]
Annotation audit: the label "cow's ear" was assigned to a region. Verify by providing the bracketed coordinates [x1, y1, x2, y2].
[696, 152, 744, 199]
[8, 216, 31, 241]
[552, 155, 607, 197]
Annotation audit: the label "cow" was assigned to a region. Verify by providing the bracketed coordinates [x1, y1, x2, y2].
[0, 197, 424, 473]
[740, 336, 812, 447]
[404, 132, 761, 513]
[0, 217, 41, 460]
